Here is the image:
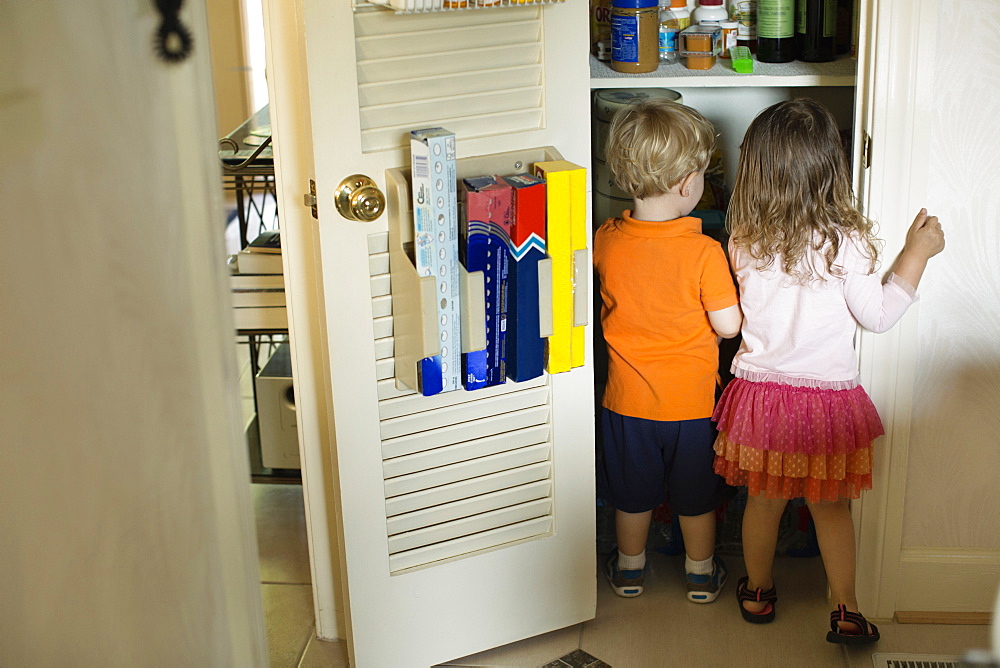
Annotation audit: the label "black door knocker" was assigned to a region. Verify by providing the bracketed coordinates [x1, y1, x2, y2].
[153, 0, 193, 64]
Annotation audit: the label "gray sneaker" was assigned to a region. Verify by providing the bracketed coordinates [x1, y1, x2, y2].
[605, 553, 644, 598]
[686, 555, 728, 603]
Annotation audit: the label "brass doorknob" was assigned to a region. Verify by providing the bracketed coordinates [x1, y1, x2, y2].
[335, 174, 385, 222]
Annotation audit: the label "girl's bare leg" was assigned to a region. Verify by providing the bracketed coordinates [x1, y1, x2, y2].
[806, 498, 861, 631]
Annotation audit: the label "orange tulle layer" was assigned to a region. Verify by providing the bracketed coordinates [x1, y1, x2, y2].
[713, 430, 873, 503]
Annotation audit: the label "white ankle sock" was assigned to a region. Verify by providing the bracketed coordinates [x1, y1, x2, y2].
[617, 550, 645, 571]
[685, 554, 714, 575]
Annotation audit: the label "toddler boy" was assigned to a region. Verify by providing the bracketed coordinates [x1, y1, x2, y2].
[594, 99, 742, 601]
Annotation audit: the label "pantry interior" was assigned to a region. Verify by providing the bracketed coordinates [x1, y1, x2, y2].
[586, 0, 863, 589]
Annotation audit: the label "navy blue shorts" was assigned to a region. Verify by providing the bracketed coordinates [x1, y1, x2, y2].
[598, 408, 733, 516]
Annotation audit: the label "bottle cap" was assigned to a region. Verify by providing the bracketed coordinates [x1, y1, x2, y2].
[670, 0, 687, 7]
[720, 20, 739, 27]
[699, 0, 724, 4]
[612, 0, 657, 7]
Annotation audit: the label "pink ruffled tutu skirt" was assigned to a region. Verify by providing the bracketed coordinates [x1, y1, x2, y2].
[712, 378, 884, 503]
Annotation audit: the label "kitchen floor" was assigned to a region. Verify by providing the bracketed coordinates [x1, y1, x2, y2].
[254, 483, 991, 667]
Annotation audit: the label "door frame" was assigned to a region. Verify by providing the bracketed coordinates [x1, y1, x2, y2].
[261, 0, 346, 640]
[853, 0, 940, 619]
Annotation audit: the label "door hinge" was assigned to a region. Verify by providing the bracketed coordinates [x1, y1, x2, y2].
[863, 132, 873, 169]
[304, 179, 318, 219]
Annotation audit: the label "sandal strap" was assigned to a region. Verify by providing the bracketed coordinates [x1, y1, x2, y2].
[829, 604, 879, 635]
[736, 576, 778, 605]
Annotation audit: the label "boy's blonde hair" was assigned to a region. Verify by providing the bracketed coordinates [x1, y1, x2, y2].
[605, 99, 716, 200]
[728, 98, 880, 282]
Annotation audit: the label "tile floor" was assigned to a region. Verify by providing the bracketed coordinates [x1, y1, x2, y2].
[254, 483, 992, 667]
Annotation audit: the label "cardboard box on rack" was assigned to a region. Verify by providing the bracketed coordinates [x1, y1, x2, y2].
[501, 173, 547, 382]
[460, 175, 512, 390]
[410, 127, 461, 394]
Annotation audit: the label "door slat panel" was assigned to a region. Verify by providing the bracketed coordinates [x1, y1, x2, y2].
[382, 424, 549, 479]
[384, 461, 552, 517]
[386, 480, 552, 536]
[381, 405, 549, 459]
[354, 9, 545, 154]
[354, 8, 541, 37]
[359, 66, 542, 106]
[370, 274, 390, 297]
[387, 498, 552, 554]
[388, 516, 553, 573]
[372, 295, 392, 318]
[361, 89, 543, 130]
[373, 315, 393, 340]
[368, 231, 389, 254]
[369, 251, 389, 276]
[378, 378, 416, 400]
[361, 110, 544, 153]
[374, 337, 394, 360]
[378, 375, 546, 420]
[376, 358, 395, 381]
[379, 386, 548, 439]
[383, 442, 550, 498]
[356, 25, 541, 60]
[358, 47, 541, 83]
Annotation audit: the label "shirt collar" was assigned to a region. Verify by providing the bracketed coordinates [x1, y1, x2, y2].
[616, 211, 702, 238]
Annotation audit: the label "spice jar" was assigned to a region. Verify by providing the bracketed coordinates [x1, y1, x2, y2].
[612, 0, 660, 73]
[680, 24, 721, 70]
[719, 19, 739, 58]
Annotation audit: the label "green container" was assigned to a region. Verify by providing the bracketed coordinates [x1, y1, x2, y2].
[730, 45, 754, 73]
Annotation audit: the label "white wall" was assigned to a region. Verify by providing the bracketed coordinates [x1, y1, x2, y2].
[0, 2, 267, 663]
[897, 0, 1000, 611]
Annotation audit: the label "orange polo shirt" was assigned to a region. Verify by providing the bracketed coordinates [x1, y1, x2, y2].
[593, 212, 738, 421]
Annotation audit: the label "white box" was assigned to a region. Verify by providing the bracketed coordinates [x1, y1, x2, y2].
[410, 127, 461, 392]
[255, 343, 299, 469]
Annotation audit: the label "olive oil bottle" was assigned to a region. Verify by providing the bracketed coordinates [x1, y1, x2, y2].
[756, 0, 795, 63]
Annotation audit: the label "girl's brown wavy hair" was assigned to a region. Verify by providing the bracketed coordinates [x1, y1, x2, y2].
[728, 98, 880, 281]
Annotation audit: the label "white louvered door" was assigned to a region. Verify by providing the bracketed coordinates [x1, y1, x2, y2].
[282, 2, 595, 666]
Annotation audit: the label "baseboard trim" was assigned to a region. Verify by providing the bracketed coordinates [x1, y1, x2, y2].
[895, 611, 992, 625]
[895, 547, 1000, 613]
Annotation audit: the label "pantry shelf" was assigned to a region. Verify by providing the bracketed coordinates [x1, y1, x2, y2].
[589, 54, 856, 88]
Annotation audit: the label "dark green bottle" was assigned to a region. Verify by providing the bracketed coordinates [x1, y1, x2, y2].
[757, 0, 795, 63]
[796, 0, 837, 62]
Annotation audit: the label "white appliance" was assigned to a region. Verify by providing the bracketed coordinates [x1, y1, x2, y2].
[255, 343, 298, 469]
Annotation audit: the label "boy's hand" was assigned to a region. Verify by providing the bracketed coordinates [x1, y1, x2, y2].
[905, 208, 945, 259]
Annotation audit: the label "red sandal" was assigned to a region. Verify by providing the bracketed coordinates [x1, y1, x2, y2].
[736, 575, 778, 624]
[826, 604, 880, 645]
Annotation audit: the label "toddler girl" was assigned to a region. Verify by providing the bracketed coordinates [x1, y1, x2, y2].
[713, 98, 945, 644]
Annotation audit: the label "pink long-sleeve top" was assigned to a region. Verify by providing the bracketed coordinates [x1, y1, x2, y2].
[731, 234, 917, 390]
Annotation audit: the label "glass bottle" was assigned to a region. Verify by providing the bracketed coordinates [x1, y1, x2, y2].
[796, 0, 837, 62]
[756, 0, 794, 63]
[728, 0, 757, 53]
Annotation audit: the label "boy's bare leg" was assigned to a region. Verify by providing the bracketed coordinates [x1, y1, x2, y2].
[741, 494, 787, 613]
[677, 511, 716, 561]
[615, 509, 653, 557]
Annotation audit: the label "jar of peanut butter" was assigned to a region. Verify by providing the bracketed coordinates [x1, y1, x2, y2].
[611, 0, 660, 73]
